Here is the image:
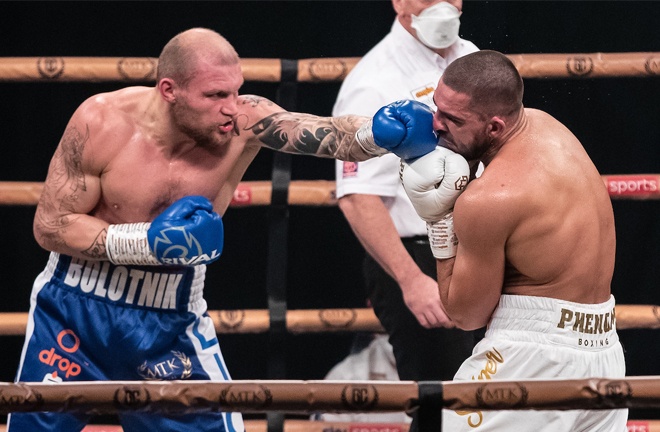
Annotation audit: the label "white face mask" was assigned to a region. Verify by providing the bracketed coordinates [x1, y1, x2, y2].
[411, 2, 461, 49]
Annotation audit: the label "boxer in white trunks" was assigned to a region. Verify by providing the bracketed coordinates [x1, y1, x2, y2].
[377, 50, 627, 431]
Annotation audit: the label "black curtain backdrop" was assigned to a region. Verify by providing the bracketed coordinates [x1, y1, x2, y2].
[0, 0, 658, 422]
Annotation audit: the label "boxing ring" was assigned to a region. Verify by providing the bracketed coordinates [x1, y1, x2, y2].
[1, 53, 659, 431]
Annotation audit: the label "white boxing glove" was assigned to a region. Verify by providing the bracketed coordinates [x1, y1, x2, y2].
[400, 146, 470, 259]
[400, 146, 470, 222]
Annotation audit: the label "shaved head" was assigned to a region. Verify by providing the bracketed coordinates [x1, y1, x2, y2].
[157, 28, 240, 87]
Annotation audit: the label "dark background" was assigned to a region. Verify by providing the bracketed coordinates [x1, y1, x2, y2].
[0, 0, 659, 422]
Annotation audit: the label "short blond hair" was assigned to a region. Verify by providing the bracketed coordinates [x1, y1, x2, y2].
[156, 27, 239, 87]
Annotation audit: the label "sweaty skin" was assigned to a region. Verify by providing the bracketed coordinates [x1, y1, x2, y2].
[434, 85, 615, 330]
[33, 65, 371, 261]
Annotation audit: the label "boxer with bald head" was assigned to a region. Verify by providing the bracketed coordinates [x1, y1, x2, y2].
[394, 50, 627, 431]
[8, 28, 431, 432]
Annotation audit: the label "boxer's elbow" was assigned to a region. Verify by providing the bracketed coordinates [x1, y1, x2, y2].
[445, 302, 491, 331]
[33, 223, 52, 252]
[451, 315, 488, 331]
[33, 209, 61, 252]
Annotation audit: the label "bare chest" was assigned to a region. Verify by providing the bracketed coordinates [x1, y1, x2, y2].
[95, 145, 243, 222]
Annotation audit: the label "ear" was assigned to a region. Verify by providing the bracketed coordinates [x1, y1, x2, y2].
[158, 78, 176, 103]
[392, 0, 403, 15]
[487, 116, 506, 140]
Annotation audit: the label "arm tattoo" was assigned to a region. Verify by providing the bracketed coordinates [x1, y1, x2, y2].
[240, 95, 274, 108]
[82, 229, 107, 259]
[34, 124, 90, 250]
[247, 112, 373, 160]
[53, 125, 89, 212]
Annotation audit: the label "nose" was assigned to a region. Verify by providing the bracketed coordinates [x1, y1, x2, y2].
[221, 94, 239, 117]
[433, 113, 447, 134]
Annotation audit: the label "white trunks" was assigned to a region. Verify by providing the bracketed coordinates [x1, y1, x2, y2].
[442, 294, 628, 432]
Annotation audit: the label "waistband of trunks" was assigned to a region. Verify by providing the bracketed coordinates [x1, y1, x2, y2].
[44, 252, 206, 313]
[486, 294, 619, 350]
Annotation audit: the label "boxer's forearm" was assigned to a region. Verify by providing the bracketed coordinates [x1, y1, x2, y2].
[33, 209, 110, 260]
[249, 112, 386, 161]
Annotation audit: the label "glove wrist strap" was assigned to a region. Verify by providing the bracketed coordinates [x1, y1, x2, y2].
[355, 119, 388, 157]
[106, 223, 161, 266]
[426, 213, 458, 259]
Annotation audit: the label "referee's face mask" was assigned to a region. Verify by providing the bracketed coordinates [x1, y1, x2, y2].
[411, 2, 462, 49]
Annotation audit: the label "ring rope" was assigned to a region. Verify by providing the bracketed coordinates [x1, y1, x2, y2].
[243, 419, 660, 432]
[1, 419, 658, 432]
[0, 377, 658, 415]
[0, 176, 658, 208]
[249, 420, 407, 432]
[0, 305, 656, 336]
[0, 53, 659, 82]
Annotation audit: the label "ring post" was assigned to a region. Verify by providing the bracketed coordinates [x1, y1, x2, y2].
[265, 58, 299, 432]
[417, 381, 444, 432]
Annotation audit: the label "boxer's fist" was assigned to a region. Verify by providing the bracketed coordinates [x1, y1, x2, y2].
[147, 196, 224, 265]
[105, 196, 223, 266]
[355, 100, 438, 160]
[400, 146, 470, 222]
[373, 100, 438, 160]
[400, 147, 469, 259]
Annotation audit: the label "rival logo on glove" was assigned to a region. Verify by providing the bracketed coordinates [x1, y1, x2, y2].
[152, 227, 220, 265]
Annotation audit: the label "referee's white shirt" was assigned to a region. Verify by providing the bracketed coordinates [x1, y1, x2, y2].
[334, 19, 478, 237]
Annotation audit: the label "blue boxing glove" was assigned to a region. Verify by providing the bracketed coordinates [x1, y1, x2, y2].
[355, 100, 438, 160]
[148, 196, 223, 265]
[106, 196, 223, 266]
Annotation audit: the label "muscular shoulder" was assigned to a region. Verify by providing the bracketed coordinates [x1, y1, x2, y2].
[72, 88, 149, 141]
[65, 87, 150, 172]
[455, 172, 522, 240]
[76, 87, 148, 121]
